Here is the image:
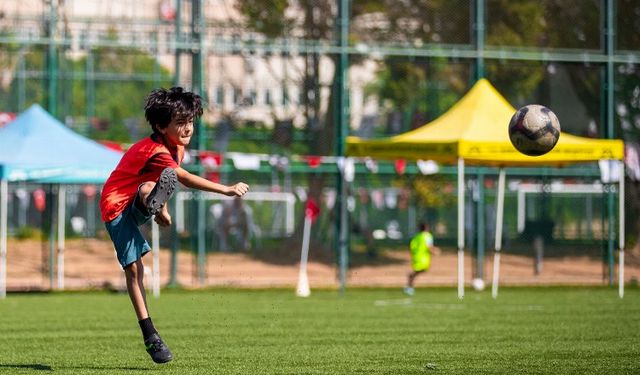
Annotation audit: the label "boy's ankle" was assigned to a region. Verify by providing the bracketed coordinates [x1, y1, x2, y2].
[139, 317, 158, 340]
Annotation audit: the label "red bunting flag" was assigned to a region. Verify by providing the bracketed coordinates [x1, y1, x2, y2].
[98, 140, 124, 152]
[199, 151, 222, 170]
[394, 159, 406, 175]
[33, 189, 46, 212]
[199, 151, 222, 182]
[82, 185, 97, 199]
[305, 198, 320, 222]
[305, 156, 322, 168]
[0, 112, 16, 128]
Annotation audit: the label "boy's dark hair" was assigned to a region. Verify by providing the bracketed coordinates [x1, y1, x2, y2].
[144, 87, 203, 133]
[419, 222, 429, 232]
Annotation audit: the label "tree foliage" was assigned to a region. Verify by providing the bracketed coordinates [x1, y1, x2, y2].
[1, 29, 172, 143]
[234, 0, 640, 247]
[82, 45, 173, 142]
[234, 0, 292, 38]
[235, 0, 340, 156]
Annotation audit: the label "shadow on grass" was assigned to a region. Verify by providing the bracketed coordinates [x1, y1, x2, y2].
[0, 363, 155, 372]
[61, 366, 154, 371]
[0, 364, 52, 371]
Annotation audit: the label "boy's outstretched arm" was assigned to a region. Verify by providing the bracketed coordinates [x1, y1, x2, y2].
[175, 167, 249, 196]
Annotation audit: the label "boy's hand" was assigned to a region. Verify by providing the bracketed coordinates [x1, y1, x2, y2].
[154, 205, 172, 227]
[227, 182, 249, 197]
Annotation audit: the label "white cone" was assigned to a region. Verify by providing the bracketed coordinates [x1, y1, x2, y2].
[296, 270, 310, 297]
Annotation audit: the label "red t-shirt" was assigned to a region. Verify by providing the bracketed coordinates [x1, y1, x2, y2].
[100, 135, 183, 222]
[143, 153, 179, 174]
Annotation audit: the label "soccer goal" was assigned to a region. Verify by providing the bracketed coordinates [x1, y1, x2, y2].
[174, 190, 296, 239]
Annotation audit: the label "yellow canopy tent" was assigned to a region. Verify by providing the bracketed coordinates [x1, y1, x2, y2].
[347, 78, 623, 165]
[346, 79, 626, 298]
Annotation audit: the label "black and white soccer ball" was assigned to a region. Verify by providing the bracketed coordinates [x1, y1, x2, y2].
[508, 104, 561, 156]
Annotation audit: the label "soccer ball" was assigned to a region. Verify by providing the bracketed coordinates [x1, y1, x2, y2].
[508, 104, 561, 156]
[472, 278, 485, 291]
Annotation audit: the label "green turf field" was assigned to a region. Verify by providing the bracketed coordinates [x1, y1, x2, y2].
[0, 287, 638, 374]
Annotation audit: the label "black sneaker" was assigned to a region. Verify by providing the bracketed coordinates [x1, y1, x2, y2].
[144, 333, 174, 364]
[145, 168, 178, 216]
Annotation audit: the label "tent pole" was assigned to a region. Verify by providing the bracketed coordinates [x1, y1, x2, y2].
[48, 185, 55, 289]
[56, 185, 66, 290]
[492, 168, 506, 299]
[457, 158, 465, 299]
[618, 160, 625, 298]
[476, 169, 485, 279]
[0, 179, 8, 298]
[517, 189, 525, 233]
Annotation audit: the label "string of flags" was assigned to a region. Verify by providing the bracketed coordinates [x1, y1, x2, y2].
[187, 148, 639, 183]
[184, 149, 440, 177]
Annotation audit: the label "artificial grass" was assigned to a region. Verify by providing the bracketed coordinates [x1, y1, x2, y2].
[0, 287, 638, 374]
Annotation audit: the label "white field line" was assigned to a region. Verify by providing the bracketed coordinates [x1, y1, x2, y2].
[373, 299, 543, 311]
[374, 299, 465, 310]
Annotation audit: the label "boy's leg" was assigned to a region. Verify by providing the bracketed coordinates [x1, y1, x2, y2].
[108, 169, 177, 364]
[404, 271, 416, 296]
[125, 260, 173, 364]
[405, 269, 425, 295]
[119, 195, 174, 363]
[106, 190, 174, 364]
[141, 168, 177, 215]
[124, 260, 149, 320]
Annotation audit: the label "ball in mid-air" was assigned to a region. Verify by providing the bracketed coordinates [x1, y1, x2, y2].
[508, 104, 560, 156]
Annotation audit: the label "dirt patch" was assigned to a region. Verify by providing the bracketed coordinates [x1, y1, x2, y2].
[4, 238, 639, 291]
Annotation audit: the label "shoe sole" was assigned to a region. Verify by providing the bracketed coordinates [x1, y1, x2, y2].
[152, 355, 173, 364]
[146, 168, 177, 215]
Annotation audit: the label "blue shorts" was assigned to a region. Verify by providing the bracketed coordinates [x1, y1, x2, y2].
[104, 198, 152, 269]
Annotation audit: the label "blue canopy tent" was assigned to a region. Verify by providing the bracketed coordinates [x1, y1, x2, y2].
[0, 104, 123, 296]
[0, 104, 122, 183]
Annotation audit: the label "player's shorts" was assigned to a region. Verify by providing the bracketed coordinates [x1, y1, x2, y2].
[411, 254, 431, 272]
[104, 197, 152, 269]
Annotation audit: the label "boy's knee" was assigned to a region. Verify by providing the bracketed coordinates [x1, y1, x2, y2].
[136, 182, 156, 212]
[138, 182, 155, 199]
[125, 261, 144, 279]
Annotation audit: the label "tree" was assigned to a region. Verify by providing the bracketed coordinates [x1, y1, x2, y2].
[235, 0, 339, 156]
[2, 29, 172, 143]
[234, 0, 640, 250]
[82, 46, 173, 142]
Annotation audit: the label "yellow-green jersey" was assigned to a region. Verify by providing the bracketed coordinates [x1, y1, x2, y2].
[409, 231, 434, 272]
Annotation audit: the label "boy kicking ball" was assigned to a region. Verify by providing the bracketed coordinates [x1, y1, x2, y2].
[100, 87, 249, 363]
